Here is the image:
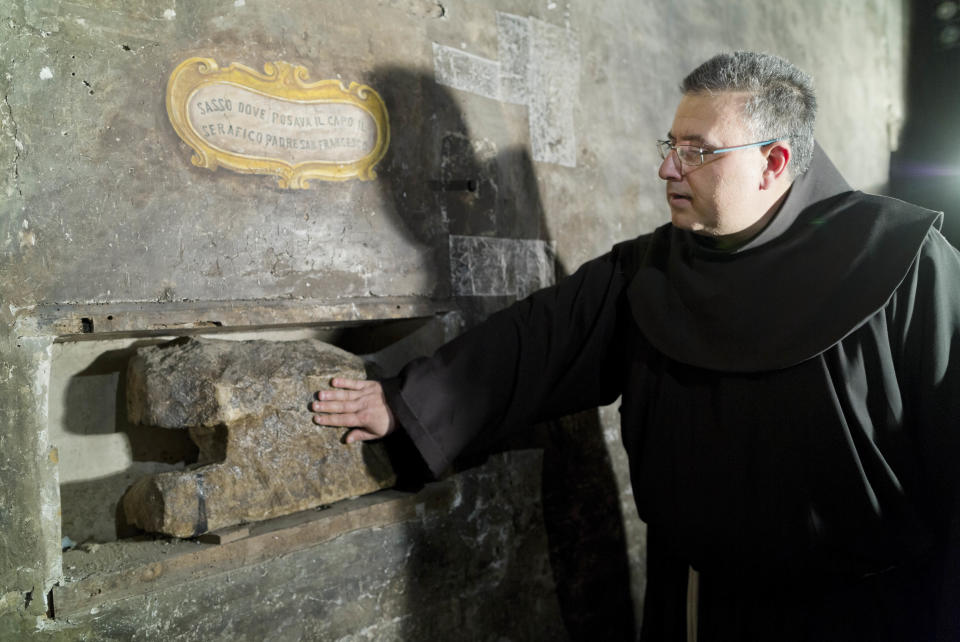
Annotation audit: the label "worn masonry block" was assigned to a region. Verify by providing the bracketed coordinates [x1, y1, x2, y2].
[122, 337, 395, 538]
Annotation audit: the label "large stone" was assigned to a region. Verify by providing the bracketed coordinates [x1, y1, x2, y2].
[122, 337, 395, 538]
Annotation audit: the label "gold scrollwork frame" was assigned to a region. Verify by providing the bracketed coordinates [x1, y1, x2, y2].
[166, 57, 390, 188]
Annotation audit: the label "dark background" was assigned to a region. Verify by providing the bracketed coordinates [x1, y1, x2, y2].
[890, 0, 960, 246]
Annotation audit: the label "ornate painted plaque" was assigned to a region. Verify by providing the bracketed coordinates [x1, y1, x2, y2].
[166, 58, 389, 188]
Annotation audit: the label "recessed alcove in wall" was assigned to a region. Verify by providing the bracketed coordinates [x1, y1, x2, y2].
[49, 316, 454, 546]
[24, 302, 575, 639]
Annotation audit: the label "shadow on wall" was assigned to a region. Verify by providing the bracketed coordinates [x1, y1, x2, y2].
[368, 65, 637, 641]
[59, 342, 199, 544]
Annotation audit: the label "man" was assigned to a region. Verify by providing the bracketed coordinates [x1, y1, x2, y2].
[311, 52, 960, 640]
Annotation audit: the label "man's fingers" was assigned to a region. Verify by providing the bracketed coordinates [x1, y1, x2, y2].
[329, 377, 374, 391]
[315, 388, 359, 402]
[315, 379, 378, 402]
[311, 415, 380, 444]
[344, 429, 380, 444]
[312, 412, 363, 427]
[308, 378, 395, 441]
[311, 398, 364, 414]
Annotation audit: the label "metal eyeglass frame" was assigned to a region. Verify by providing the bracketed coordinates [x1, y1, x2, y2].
[656, 137, 784, 166]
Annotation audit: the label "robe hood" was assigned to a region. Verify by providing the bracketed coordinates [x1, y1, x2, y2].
[626, 143, 943, 372]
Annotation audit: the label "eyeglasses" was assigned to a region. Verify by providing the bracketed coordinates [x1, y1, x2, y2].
[656, 137, 783, 167]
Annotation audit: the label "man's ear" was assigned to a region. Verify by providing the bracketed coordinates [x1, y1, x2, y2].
[760, 143, 790, 189]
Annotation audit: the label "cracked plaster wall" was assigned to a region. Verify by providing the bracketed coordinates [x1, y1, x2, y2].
[1, 0, 907, 637]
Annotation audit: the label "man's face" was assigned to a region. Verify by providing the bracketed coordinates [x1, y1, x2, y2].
[659, 91, 772, 238]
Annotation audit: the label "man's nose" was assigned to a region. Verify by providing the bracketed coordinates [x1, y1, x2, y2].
[658, 149, 683, 181]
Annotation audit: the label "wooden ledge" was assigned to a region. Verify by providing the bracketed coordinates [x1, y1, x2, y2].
[53, 484, 453, 618]
[16, 296, 452, 340]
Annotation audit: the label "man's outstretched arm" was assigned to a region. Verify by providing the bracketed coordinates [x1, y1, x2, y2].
[311, 378, 396, 444]
[309, 244, 637, 477]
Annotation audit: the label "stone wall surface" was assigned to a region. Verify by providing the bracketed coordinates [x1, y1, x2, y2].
[0, 0, 908, 638]
[0, 335, 60, 609]
[0, 0, 905, 308]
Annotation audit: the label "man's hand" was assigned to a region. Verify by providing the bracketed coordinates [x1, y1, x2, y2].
[311, 378, 396, 444]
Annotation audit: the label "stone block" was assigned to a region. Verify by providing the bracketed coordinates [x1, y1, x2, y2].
[122, 337, 395, 538]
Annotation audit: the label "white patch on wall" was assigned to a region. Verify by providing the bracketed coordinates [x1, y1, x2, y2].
[39, 67, 53, 80]
[433, 13, 579, 168]
[449, 235, 556, 298]
[432, 43, 501, 101]
[163, 8, 176, 19]
[527, 19, 579, 167]
[497, 13, 530, 105]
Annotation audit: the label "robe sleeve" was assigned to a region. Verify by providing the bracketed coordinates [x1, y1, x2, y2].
[893, 228, 960, 640]
[380, 247, 632, 478]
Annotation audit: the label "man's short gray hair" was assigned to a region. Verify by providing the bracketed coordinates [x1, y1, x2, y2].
[682, 51, 817, 177]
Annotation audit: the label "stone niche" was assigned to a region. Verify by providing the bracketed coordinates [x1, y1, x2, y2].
[50, 314, 453, 549]
[122, 337, 395, 538]
[39, 316, 575, 641]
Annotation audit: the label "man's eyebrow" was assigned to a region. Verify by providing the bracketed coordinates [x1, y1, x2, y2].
[667, 131, 707, 145]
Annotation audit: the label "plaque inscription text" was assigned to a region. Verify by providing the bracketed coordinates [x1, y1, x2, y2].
[167, 59, 390, 188]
